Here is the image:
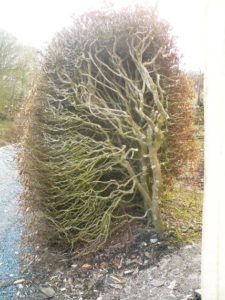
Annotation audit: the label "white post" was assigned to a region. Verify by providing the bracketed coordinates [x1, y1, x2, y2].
[202, 0, 225, 298]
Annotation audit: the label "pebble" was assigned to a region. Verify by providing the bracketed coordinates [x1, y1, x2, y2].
[14, 279, 26, 285]
[144, 251, 151, 258]
[168, 280, 177, 290]
[71, 264, 78, 269]
[143, 259, 149, 266]
[124, 269, 134, 275]
[40, 287, 56, 298]
[150, 279, 165, 287]
[150, 238, 158, 243]
[141, 242, 147, 247]
[17, 284, 24, 289]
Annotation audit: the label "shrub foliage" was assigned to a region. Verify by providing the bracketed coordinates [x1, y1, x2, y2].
[20, 7, 197, 253]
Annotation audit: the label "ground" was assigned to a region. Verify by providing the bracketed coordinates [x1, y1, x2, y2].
[0, 145, 23, 299]
[0, 145, 202, 299]
[101, 244, 201, 300]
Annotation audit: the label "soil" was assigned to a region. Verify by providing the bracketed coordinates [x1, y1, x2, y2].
[17, 230, 201, 300]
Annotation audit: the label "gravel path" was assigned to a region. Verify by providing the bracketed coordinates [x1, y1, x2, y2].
[0, 145, 23, 299]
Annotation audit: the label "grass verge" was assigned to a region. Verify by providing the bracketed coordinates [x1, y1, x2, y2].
[0, 119, 17, 146]
[161, 188, 203, 244]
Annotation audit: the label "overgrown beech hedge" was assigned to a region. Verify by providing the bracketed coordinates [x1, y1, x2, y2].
[20, 7, 197, 253]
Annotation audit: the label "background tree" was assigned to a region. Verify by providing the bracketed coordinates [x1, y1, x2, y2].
[0, 30, 37, 120]
[20, 6, 198, 253]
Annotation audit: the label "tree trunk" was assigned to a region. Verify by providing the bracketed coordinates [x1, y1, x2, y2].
[147, 127, 164, 231]
[149, 146, 163, 231]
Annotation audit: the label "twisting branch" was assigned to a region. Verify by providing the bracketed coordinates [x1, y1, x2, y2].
[20, 7, 197, 254]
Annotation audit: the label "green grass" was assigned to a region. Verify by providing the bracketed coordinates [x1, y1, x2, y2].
[0, 119, 16, 146]
[161, 188, 203, 244]
[0, 119, 11, 131]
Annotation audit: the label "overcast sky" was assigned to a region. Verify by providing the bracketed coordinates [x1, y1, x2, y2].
[0, 0, 204, 72]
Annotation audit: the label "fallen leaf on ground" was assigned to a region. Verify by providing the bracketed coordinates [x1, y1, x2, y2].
[81, 263, 93, 271]
[100, 262, 108, 269]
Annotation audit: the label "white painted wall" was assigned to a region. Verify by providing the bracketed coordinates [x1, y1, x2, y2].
[202, 0, 225, 298]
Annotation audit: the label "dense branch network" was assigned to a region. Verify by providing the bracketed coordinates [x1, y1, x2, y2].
[20, 8, 197, 253]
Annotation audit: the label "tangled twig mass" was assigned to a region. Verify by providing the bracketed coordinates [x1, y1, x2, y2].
[19, 7, 197, 253]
